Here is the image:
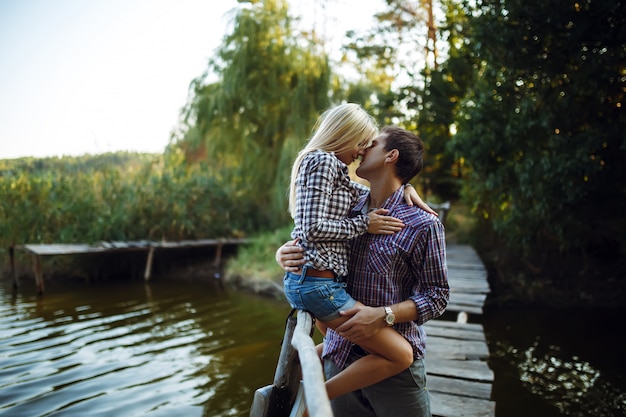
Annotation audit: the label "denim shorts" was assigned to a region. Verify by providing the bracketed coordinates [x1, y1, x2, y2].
[283, 266, 357, 322]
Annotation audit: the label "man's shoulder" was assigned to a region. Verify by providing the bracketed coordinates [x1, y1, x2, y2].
[397, 204, 443, 229]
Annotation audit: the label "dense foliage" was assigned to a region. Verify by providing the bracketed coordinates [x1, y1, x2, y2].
[446, 0, 626, 301]
[0, 152, 253, 250]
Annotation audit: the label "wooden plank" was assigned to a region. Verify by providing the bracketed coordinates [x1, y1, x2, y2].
[23, 244, 103, 255]
[450, 292, 488, 305]
[448, 272, 489, 282]
[446, 303, 483, 315]
[430, 391, 496, 417]
[449, 292, 488, 305]
[446, 297, 487, 313]
[447, 263, 486, 271]
[425, 320, 485, 333]
[424, 322, 486, 341]
[428, 374, 492, 400]
[449, 279, 491, 293]
[20, 238, 249, 256]
[425, 337, 490, 360]
[426, 358, 494, 382]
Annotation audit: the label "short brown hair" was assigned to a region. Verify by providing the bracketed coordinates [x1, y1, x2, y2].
[380, 126, 424, 184]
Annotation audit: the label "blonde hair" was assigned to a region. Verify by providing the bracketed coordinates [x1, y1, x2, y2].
[288, 103, 378, 217]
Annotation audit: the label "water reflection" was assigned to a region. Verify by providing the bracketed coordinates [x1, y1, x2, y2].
[484, 307, 626, 417]
[0, 278, 289, 417]
[4, 277, 626, 417]
[497, 341, 625, 416]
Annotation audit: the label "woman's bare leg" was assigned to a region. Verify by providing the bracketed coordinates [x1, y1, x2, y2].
[323, 326, 413, 399]
[320, 303, 414, 400]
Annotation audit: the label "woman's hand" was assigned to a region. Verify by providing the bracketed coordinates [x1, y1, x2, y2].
[367, 208, 405, 234]
[403, 185, 438, 216]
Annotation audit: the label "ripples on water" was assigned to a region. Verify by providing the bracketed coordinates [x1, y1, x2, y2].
[4, 277, 626, 417]
[0, 278, 289, 417]
[483, 306, 626, 417]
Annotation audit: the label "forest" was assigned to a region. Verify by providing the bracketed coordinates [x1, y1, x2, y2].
[1, 0, 624, 307]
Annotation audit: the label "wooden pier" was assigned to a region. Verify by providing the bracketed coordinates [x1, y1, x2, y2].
[426, 243, 495, 417]
[9, 238, 248, 294]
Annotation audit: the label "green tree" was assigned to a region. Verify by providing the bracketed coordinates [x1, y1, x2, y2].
[172, 0, 331, 228]
[450, 0, 626, 299]
[417, 0, 474, 199]
[341, 0, 460, 198]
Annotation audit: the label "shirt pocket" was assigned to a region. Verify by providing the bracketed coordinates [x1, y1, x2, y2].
[367, 239, 400, 276]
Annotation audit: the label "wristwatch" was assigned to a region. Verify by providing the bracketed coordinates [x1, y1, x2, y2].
[384, 306, 395, 327]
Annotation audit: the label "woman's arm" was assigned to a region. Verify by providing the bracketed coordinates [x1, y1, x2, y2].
[403, 184, 438, 216]
[299, 154, 402, 242]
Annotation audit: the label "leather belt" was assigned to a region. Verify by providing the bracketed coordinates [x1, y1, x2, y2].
[305, 268, 336, 278]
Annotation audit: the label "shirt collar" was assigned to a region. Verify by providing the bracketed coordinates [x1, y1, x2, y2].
[353, 185, 404, 214]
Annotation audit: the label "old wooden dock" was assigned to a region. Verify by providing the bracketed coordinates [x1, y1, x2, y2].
[9, 238, 248, 294]
[426, 243, 495, 417]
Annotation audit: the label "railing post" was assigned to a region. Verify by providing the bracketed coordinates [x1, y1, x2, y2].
[144, 246, 155, 282]
[32, 254, 44, 295]
[9, 246, 18, 290]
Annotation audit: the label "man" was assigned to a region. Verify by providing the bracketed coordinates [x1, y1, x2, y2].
[276, 126, 449, 417]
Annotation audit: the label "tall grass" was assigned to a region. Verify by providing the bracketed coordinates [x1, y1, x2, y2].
[0, 153, 261, 254]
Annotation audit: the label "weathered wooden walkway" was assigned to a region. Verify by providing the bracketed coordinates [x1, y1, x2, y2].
[425, 243, 495, 417]
[9, 238, 248, 294]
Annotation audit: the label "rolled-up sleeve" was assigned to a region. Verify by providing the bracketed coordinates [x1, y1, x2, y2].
[410, 221, 449, 325]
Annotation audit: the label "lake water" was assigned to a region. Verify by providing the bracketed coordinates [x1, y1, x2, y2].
[1, 276, 625, 417]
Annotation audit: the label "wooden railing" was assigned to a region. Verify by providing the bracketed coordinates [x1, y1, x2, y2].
[250, 310, 332, 417]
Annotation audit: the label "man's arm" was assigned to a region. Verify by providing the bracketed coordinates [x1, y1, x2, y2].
[408, 221, 449, 325]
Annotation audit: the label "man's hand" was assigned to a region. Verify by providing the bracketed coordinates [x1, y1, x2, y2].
[275, 239, 305, 272]
[335, 304, 385, 343]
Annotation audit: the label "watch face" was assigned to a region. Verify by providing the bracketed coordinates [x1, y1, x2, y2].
[385, 314, 395, 325]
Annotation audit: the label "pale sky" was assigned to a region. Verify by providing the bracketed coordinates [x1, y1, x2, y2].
[0, 0, 383, 159]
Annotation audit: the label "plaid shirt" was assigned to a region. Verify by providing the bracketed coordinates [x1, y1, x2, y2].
[322, 186, 449, 370]
[291, 150, 369, 277]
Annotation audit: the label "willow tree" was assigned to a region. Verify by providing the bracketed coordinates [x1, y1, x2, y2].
[174, 0, 331, 228]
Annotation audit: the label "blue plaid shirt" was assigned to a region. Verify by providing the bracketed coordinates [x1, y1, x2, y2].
[291, 150, 369, 277]
[322, 186, 449, 369]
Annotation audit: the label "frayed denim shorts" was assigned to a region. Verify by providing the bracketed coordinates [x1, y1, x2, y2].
[283, 265, 357, 322]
